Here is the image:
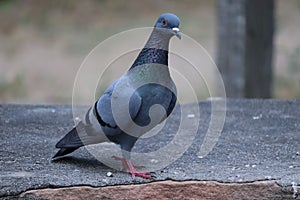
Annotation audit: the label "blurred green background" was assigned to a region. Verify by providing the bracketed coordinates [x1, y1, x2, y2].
[0, 0, 299, 104]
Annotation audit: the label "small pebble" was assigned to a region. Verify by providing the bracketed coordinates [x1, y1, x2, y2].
[187, 114, 195, 118]
[292, 182, 298, 199]
[102, 179, 108, 183]
[264, 176, 272, 180]
[252, 114, 262, 120]
[106, 172, 113, 177]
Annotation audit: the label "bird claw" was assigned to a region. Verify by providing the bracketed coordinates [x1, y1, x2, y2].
[130, 171, 151, 179]
[127, 160, 151, 179]
[112, 156, 152, 179]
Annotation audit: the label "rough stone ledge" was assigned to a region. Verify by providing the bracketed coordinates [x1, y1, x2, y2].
[17, 180, 296, 200]
[0, 99, 299, 199]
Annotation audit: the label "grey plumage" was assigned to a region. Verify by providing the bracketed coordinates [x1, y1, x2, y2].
[53, 13, 181, 179]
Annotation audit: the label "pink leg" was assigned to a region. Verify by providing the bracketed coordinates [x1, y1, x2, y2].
[112, 156, 151, 179]
[112, 156, 144, 170]
[112, 156, 128, 171]
[127, 161, 151, 179]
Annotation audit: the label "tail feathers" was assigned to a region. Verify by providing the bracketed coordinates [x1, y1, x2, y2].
[52, 147, 79, 160]
[53, 122, 85, 159]
[56, 122, 85, 148]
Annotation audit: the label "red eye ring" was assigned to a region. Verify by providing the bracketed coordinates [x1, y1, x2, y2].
[162, 18, 167, 26]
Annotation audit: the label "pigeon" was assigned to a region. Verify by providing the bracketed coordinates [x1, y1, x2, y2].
[53, 13, 181, 179]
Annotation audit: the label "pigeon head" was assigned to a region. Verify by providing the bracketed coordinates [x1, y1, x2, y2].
[154, 13, 181, 39]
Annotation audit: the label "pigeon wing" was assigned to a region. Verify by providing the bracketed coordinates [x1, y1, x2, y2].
[95, 78, 142, 136]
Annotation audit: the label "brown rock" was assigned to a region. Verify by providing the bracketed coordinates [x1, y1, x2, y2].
[20, 180, 292, 200]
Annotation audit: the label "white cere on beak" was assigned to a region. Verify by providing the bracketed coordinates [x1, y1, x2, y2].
[172, 27, 180, 32]
[172, 27, 181, 39]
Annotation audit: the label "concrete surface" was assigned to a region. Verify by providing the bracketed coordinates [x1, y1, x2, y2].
[0, 99, 299, 199]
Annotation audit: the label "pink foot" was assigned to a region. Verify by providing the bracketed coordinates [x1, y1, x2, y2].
[127, 161, 151, 179]
[112, 156, 151, 179]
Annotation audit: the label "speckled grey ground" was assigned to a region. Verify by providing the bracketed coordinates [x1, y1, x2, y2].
[0, 99, 299, 198]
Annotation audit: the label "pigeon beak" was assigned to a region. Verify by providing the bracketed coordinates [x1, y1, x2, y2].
[172, 27, 181, 39]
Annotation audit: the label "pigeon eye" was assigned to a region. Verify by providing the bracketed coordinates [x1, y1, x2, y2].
[162, 19, 167, 26]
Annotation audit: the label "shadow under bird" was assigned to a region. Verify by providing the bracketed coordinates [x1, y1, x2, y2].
[53, 13, 181, 179]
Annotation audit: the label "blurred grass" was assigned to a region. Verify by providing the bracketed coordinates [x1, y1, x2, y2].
[297, 0, 300, 11]
[288, 46, 300, 73]
[0, 0, 216, 104]
[0, 74, 26, 101]
[275, 45, 300, 98]
[0, 0, 299, 103]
